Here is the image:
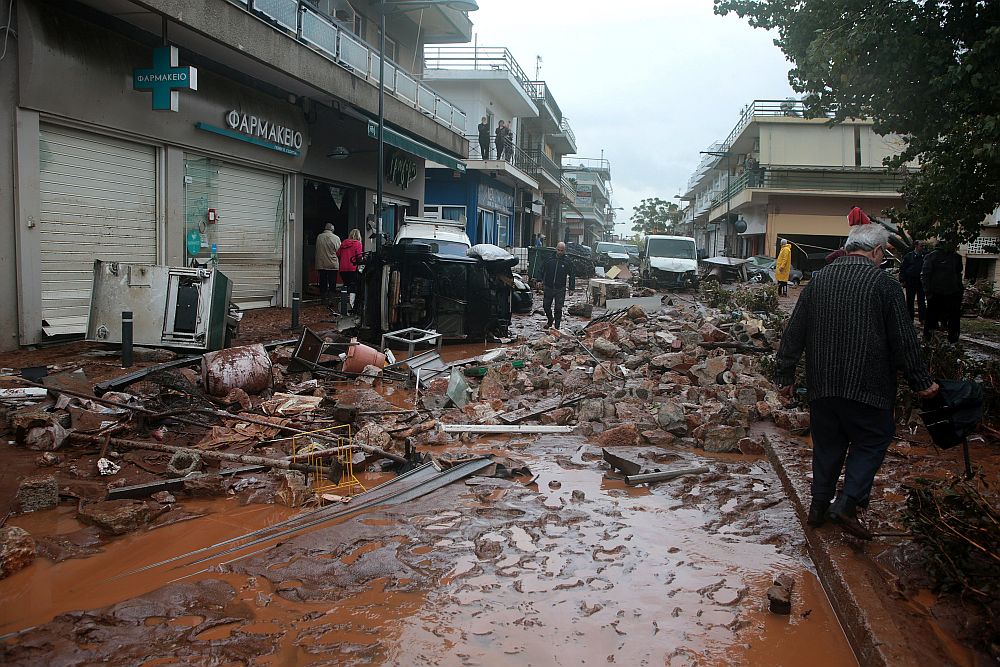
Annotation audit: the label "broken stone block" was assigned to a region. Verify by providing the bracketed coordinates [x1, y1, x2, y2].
[567, 302, 593, 318]
[275, 471, 312, 508]
[755, 401, 773, 418]
[698, 425, 747, 453]
[17, 475, 59, 513]
[736, 387, 757, 406]
[699, 323, 728, 343]
[571, 489, 586, 502]
[592, 337, 621, 358]
[656, 401, 686, 433]
[738, 437, 766, 455]
[642, 430, 677, 448]
[540, 407, 574, 425]
[774, 410, 810, 432]
[690, 356, 729, 387]
[0, 527, 35, 578]
[767, 584, 792, 615]
[478, 370, 508, 401]
[775, 573, 796, 591]
[355, 423, 392, 451]
[77, 500, 151, 535]
[151, 491, 176, 505]
[626, 304, 647, 322]
[166, 451, 203, 478]
[182, 475, 227, 497]
[592, 364, 609, 383]
[595, 423, 639, 447]
[577, 399, 606, 422]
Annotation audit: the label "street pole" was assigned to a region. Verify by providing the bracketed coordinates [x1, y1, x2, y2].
[376, 1, 386, 253]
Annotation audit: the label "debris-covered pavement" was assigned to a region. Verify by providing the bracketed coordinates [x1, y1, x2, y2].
[0, 285, 996, 665]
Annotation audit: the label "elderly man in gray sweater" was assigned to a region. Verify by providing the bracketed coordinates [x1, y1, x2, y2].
[777, 224, 939, 539]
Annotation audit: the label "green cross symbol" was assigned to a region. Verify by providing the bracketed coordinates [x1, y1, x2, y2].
[133, 46, 198, 112]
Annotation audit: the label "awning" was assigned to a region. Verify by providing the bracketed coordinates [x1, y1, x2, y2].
[367, 120, 466, 173]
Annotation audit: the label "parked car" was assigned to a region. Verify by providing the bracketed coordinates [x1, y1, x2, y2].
[623, 244, 639, 266]
[745, 255, 803, 285]
[594, 241, 631, 269]
[639, 235, 699, 288]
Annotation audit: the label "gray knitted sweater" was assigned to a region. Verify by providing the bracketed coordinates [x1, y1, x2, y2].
[776, 255, 934, 410]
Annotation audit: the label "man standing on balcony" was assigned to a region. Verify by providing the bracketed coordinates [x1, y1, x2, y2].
[495, 121, 506, 163]
[504, 120, 514, 161]
[541, 242, 575, 330]
[478, 116, 491, 160]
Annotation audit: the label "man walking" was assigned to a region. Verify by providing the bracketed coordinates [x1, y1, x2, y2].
[315, 223, 341, 305]
[777, 224, 938, 540]
[899, 241, 927, 322]
[921, 242, 964, 343]
[541, 242, 575, 330]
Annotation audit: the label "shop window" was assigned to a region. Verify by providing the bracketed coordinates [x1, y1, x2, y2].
[425, 205, 467, 223]
[497, 213, 510, 248]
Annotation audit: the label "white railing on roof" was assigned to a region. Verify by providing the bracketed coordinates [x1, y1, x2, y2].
[243, 1, 467, 134]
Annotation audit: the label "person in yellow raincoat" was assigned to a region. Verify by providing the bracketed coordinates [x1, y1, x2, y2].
[775, 239, 792, 296]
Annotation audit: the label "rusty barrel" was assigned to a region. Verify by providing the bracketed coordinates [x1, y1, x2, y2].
[202, 343, 273, 397]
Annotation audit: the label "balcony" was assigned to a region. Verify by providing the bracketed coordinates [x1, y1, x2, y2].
[524, 81, 563, 132]
[462, 135, 539, 189]
[563, 157, 611, 182]
[524, 148, 563, 192]
[709, 167, 909, 210]
[221, 0, 469, 133]
[423, 46, 538, 117]
[548, 116, 576, 155]
[720, 99, 838, 152]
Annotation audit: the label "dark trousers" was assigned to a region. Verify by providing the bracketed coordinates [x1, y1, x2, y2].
[925, 293, 961, 343]
[904, 281, 926, 322]
[479, 137, 490, 160]
[777, 280, 788, 297]
[319, 269, 338, 301]
[543, 287, 565, 327]
[339, 270, 359, 294]
[809, 397, 895, 509]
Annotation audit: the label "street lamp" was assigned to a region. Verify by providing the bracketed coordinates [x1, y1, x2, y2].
[374, 0, 479, 251]
[700, 150, 733, 257]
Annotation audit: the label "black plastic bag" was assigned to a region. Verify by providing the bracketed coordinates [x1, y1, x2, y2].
[920, 379, 984, 449]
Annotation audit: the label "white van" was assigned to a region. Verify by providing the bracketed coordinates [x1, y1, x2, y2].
[394, 216, 471, 256]
[639, 235, 699, 288]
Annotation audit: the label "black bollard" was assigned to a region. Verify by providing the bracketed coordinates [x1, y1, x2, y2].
[340, 289, 350, 316]
[121, 311, 133, 368]
[291, 291, 300, 330]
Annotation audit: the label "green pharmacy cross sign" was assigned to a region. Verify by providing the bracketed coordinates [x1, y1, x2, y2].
[133, 46, 198, 112]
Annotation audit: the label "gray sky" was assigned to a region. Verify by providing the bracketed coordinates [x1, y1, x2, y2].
[467, 0, 796, 237]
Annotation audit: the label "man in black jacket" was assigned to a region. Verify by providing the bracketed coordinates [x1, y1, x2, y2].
[777, 224, 938, 539]
[921, 243, 965, 343]
[541, 242, 575, 329]
[899, 241, 926, 322]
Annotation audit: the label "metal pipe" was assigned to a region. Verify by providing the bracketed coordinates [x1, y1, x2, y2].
[376, 3, 386, 253]
[624, 466, 710, 486]
[121, 311, 133, 369]
[291, 291, 300, 330]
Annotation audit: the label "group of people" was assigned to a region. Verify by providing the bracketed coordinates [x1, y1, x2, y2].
[900, 241, 965, 343]
[315, 223, 364, 310]
[477, 116, 514, 162]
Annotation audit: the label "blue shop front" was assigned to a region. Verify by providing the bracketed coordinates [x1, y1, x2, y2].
[424, 170, 515, 248]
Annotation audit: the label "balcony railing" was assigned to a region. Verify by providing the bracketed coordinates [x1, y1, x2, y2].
[464, 135, 538, 174]
[423, 46, 534, 98]
[230, 0, 467, 133]
[560, 176, 576, 203]
[524, 148, 562, 185]
[558, 117, 577, 149]
[563, 157, 611, 177]
[721, 99, 839, 152]
[709, 167, 909, 209]
[525, 81, 563, 125]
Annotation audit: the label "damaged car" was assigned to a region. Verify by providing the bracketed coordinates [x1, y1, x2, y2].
[639, 235, 700, 289]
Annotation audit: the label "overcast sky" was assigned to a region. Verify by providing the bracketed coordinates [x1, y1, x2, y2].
[466, 0, 796, 237]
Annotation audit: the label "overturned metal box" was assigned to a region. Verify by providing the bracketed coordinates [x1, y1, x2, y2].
[86, 260, 233, 351]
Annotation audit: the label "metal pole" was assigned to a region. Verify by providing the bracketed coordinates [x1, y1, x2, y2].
[291, 291, 300, 330]
[376, 3, 386, 252]
[121, 311, 133, 369]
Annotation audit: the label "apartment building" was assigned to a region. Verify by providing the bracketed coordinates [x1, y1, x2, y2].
[0, 0, 473, 349]
[681, 100, 909, 270]
[421, 46, 577, 247]
[562, 158, 614, 248]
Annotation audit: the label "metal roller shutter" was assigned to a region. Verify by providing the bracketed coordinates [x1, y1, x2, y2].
[184, 158, 285, 308]
[38, 125, 157, 335]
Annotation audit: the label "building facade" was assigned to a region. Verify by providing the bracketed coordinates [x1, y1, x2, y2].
[1, 0, 473, 349]
[681, 100, 909, 271]
[562, 158, 614, 248]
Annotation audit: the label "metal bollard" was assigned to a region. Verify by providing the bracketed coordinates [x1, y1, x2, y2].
[121, 311, 133, 368]
[291, 291, 300, 330]
[340, 290, 350, 316]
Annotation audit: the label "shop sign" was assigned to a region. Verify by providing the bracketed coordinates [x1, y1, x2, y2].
[133, 46, 198, 112]
[385, 151, 418, 189]
[477, 184, 514, 214]
[195, 110, 303, 156]
[575, 184, 593, 207]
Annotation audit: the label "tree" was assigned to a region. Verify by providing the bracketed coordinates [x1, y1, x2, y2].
[630, 198, 684, 235]
[714, 0, 1000, 244]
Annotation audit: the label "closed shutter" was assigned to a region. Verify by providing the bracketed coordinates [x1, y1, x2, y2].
[184, 158, 286, 308]
[38, 125, 157, 335]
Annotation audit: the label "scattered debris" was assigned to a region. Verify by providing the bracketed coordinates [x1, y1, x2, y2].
[16, 475, 59, 513]
[0, 527, 36, 579]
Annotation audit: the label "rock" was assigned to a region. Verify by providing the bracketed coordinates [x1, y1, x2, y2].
[626, 304, 647, 322]
[650, 353, 692, 371]
[642, 430, 677, 448]
[548, 480, 561, 490]
[592, 337, 621, 358]
[690, 356, 730, 387]
[222, 388, 253, 411]
[0, 527, 35, 578]
[77, 500, 151, 535]
[182, 475, 227, 497]
[577, 399, 606, 423]
[133, 347, 178, 363]
[275, 471, 312, 508]
[699, 323, 728, 343]
[698, 425, 746, 453]
[478, 370, 508, 401]
[602, 399, 619, 420]
[656, 401, 686, 433]
[736, 387, 757, 406]
[571, 489, 586, 502]
[774, 573, 796, 591]
[354, 423, 392, 451]
[738, 436, 766, 455]
[17, 475, 59, 513]
[540, 407, 574, 425]
[755, 401, 772, 418]
[567, 302, 594, 318]
[767, 584, 792, 615]
[774, 410, 810, 432]
[151, 491, 176, 504]
[35, 452, 62, 467]
[596, 423, 639, 448]
[592, 364, 609, 383]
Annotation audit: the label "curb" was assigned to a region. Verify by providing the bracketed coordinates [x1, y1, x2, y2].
[762, 433, 950, 666]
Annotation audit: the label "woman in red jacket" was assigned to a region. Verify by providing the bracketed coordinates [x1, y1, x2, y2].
[337, 228, 364, 309]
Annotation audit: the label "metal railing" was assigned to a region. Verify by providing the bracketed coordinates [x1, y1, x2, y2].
[464, 134, 538, 174]
[721, 99, 839, 152]
[524, 148, 562, 185]
[558, 117, 577, 149]
[708, 167, 909, 209]
[560, 176, 576, 202]
[232, 0, 468, 134]
[563, 157, 611, 176]
[423, 46, 534, 97]
[525, 81, 563, 125]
